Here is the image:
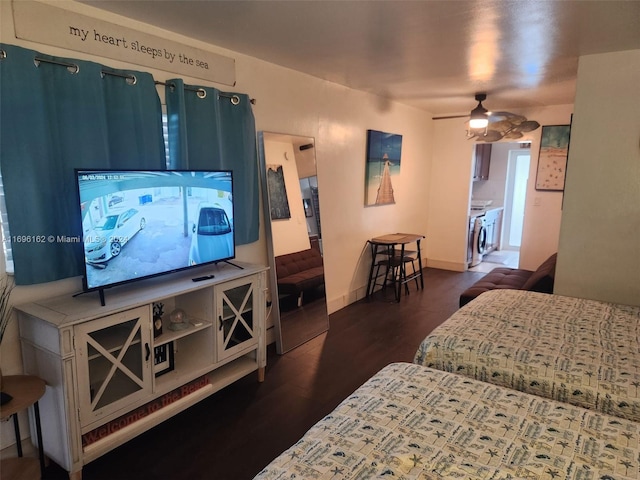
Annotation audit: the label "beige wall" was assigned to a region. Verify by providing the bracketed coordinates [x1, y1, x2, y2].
[518, 105, 574, 270]
[0, 0, 433, 381]
[473, 142, 511, 208]
[263, 138, 310, 257]
[3, 0, 637, 449]
[426, 119, 474, 270]
[427, 105, 573, 271]
[555, 50, 640, 306]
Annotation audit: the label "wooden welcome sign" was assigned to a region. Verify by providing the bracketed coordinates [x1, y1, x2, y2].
[82, 376, 210, 447]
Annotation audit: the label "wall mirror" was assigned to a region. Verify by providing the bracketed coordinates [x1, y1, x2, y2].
[258, 132, 329, 353]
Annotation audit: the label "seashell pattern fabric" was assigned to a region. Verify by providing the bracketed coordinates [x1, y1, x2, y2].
[414, 289, 640, 422]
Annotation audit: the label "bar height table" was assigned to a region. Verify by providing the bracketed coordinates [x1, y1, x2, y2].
[366, 233, 425, 302]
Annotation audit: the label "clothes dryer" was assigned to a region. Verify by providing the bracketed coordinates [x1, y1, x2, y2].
[470, 215, 487, 267]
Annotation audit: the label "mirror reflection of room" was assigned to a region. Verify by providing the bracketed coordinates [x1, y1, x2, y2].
[262, 133, 329, 353]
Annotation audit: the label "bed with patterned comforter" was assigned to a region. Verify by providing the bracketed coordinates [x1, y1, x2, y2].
[254, 362, 640, 479]
[414, 289, 640, 422]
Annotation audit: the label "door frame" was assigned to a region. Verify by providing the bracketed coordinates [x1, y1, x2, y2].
[503, 149, 531, 249]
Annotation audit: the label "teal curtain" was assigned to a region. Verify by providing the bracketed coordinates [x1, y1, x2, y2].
[165, 79, 259, 245]
[0, 44, 165, 285]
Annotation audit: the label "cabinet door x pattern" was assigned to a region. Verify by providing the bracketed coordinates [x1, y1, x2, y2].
[16, 262, 268, 480]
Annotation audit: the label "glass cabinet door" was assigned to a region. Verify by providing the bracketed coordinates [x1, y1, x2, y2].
[216, 276, 258, 361]
[75, 305, 152, 427]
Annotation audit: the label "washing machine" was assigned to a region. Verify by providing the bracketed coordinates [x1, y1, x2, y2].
[470, 215, 487, 267]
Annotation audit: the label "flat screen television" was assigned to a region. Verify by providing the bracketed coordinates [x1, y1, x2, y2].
[75, 169, 235, 298]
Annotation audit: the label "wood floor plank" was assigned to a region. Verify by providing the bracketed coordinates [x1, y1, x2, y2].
[44, 268, 486, 480]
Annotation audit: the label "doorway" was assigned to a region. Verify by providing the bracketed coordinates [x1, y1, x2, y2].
[471, 143, 530, 272]
[503, 149, 530, 251]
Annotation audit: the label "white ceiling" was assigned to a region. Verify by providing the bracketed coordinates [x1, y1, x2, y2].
[79, 0, 640, 116]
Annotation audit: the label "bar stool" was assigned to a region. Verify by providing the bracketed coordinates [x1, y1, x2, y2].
[366, 240, 392, 296]
[366, 233, 425, 302]
[388, 249, 420, 295]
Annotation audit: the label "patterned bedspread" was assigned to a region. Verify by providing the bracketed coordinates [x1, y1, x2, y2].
[414, 289, 640, 422]
[254, 362, 640, 479]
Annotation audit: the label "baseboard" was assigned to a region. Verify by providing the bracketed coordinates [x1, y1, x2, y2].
[0, 435, 37, 460]
[425, 258, 467, 272]
[327, 258, 469, 314]
[327, 284, 368, 315]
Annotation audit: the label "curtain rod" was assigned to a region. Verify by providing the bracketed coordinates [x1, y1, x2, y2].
[29, 55, 139, 84]
[1, 50, 254, 103]
[154, 80, 256, 105]
[0, 49, 138, 84]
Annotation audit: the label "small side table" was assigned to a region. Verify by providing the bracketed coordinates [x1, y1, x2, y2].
[0, 375, 46, 479]
[366, 233, 425, 302]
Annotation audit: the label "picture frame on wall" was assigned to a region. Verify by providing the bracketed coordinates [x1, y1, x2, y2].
[303, 198, 313, 217]
[365, 129, 402, 206]
[266, 164, 291, 220]
[535, 124, 571, 191]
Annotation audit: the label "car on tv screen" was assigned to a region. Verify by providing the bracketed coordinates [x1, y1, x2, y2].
[189, 203, 234, 266]
[76, 170, 235, 292]
[84, 208, 146, 263]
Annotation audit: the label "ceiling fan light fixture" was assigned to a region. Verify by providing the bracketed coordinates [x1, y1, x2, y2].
[469, 93, 489, 129]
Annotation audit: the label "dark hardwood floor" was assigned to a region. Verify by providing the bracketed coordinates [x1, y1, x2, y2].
[46, 267, 485, 480]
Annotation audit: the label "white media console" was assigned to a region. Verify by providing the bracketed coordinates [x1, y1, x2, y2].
[16, 262, 267, 480]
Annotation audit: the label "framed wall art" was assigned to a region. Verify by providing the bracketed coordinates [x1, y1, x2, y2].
[303, 198, 313, 217]
[535, 124, 571, 191]
[365, 129, 402, 206]
[266, 164, 291, 220]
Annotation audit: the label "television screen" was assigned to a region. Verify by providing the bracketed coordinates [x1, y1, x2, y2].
[76, 169, 234, 292]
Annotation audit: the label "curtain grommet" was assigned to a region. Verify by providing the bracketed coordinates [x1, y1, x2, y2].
[33, 57, 79, 74]
[196, 88, 207, 99]
[126, 75, 137, 86]
[230, 95, 240, 105]
[0, 50, 6, 60]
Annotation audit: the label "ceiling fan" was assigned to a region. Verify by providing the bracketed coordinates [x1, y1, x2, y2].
[433, 93, 541, 142]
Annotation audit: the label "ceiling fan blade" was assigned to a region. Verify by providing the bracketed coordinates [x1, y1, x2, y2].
[432, 114, 469, 120]
[512, 120, 541, 132]
[489, 111, 518, 117]
[504, 131, 524, 139]
[473, 130, 504, 142]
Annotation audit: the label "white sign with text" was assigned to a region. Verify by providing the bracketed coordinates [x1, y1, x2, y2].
[12, 1, 235, 86]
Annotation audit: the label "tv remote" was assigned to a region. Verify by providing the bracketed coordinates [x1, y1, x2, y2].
[192, 274, 215, 282]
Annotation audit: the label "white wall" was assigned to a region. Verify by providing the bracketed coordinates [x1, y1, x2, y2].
[0, 0, 433, 381]
[427, 119, 475, 271]
[518, 105, 574, 270]
[555, 50, 640, 306]
[5, 0, 635, 451]
[473, 142, 511, 207]
[427, 105, 573, 271]
[294, 145, 316, 180]
[264, 138, 310, 257]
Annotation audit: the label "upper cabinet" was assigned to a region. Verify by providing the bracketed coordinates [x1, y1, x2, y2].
[473, 143, 492, 181]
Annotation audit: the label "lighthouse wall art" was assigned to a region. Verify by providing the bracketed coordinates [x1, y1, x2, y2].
[364, 129, 403, 206]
